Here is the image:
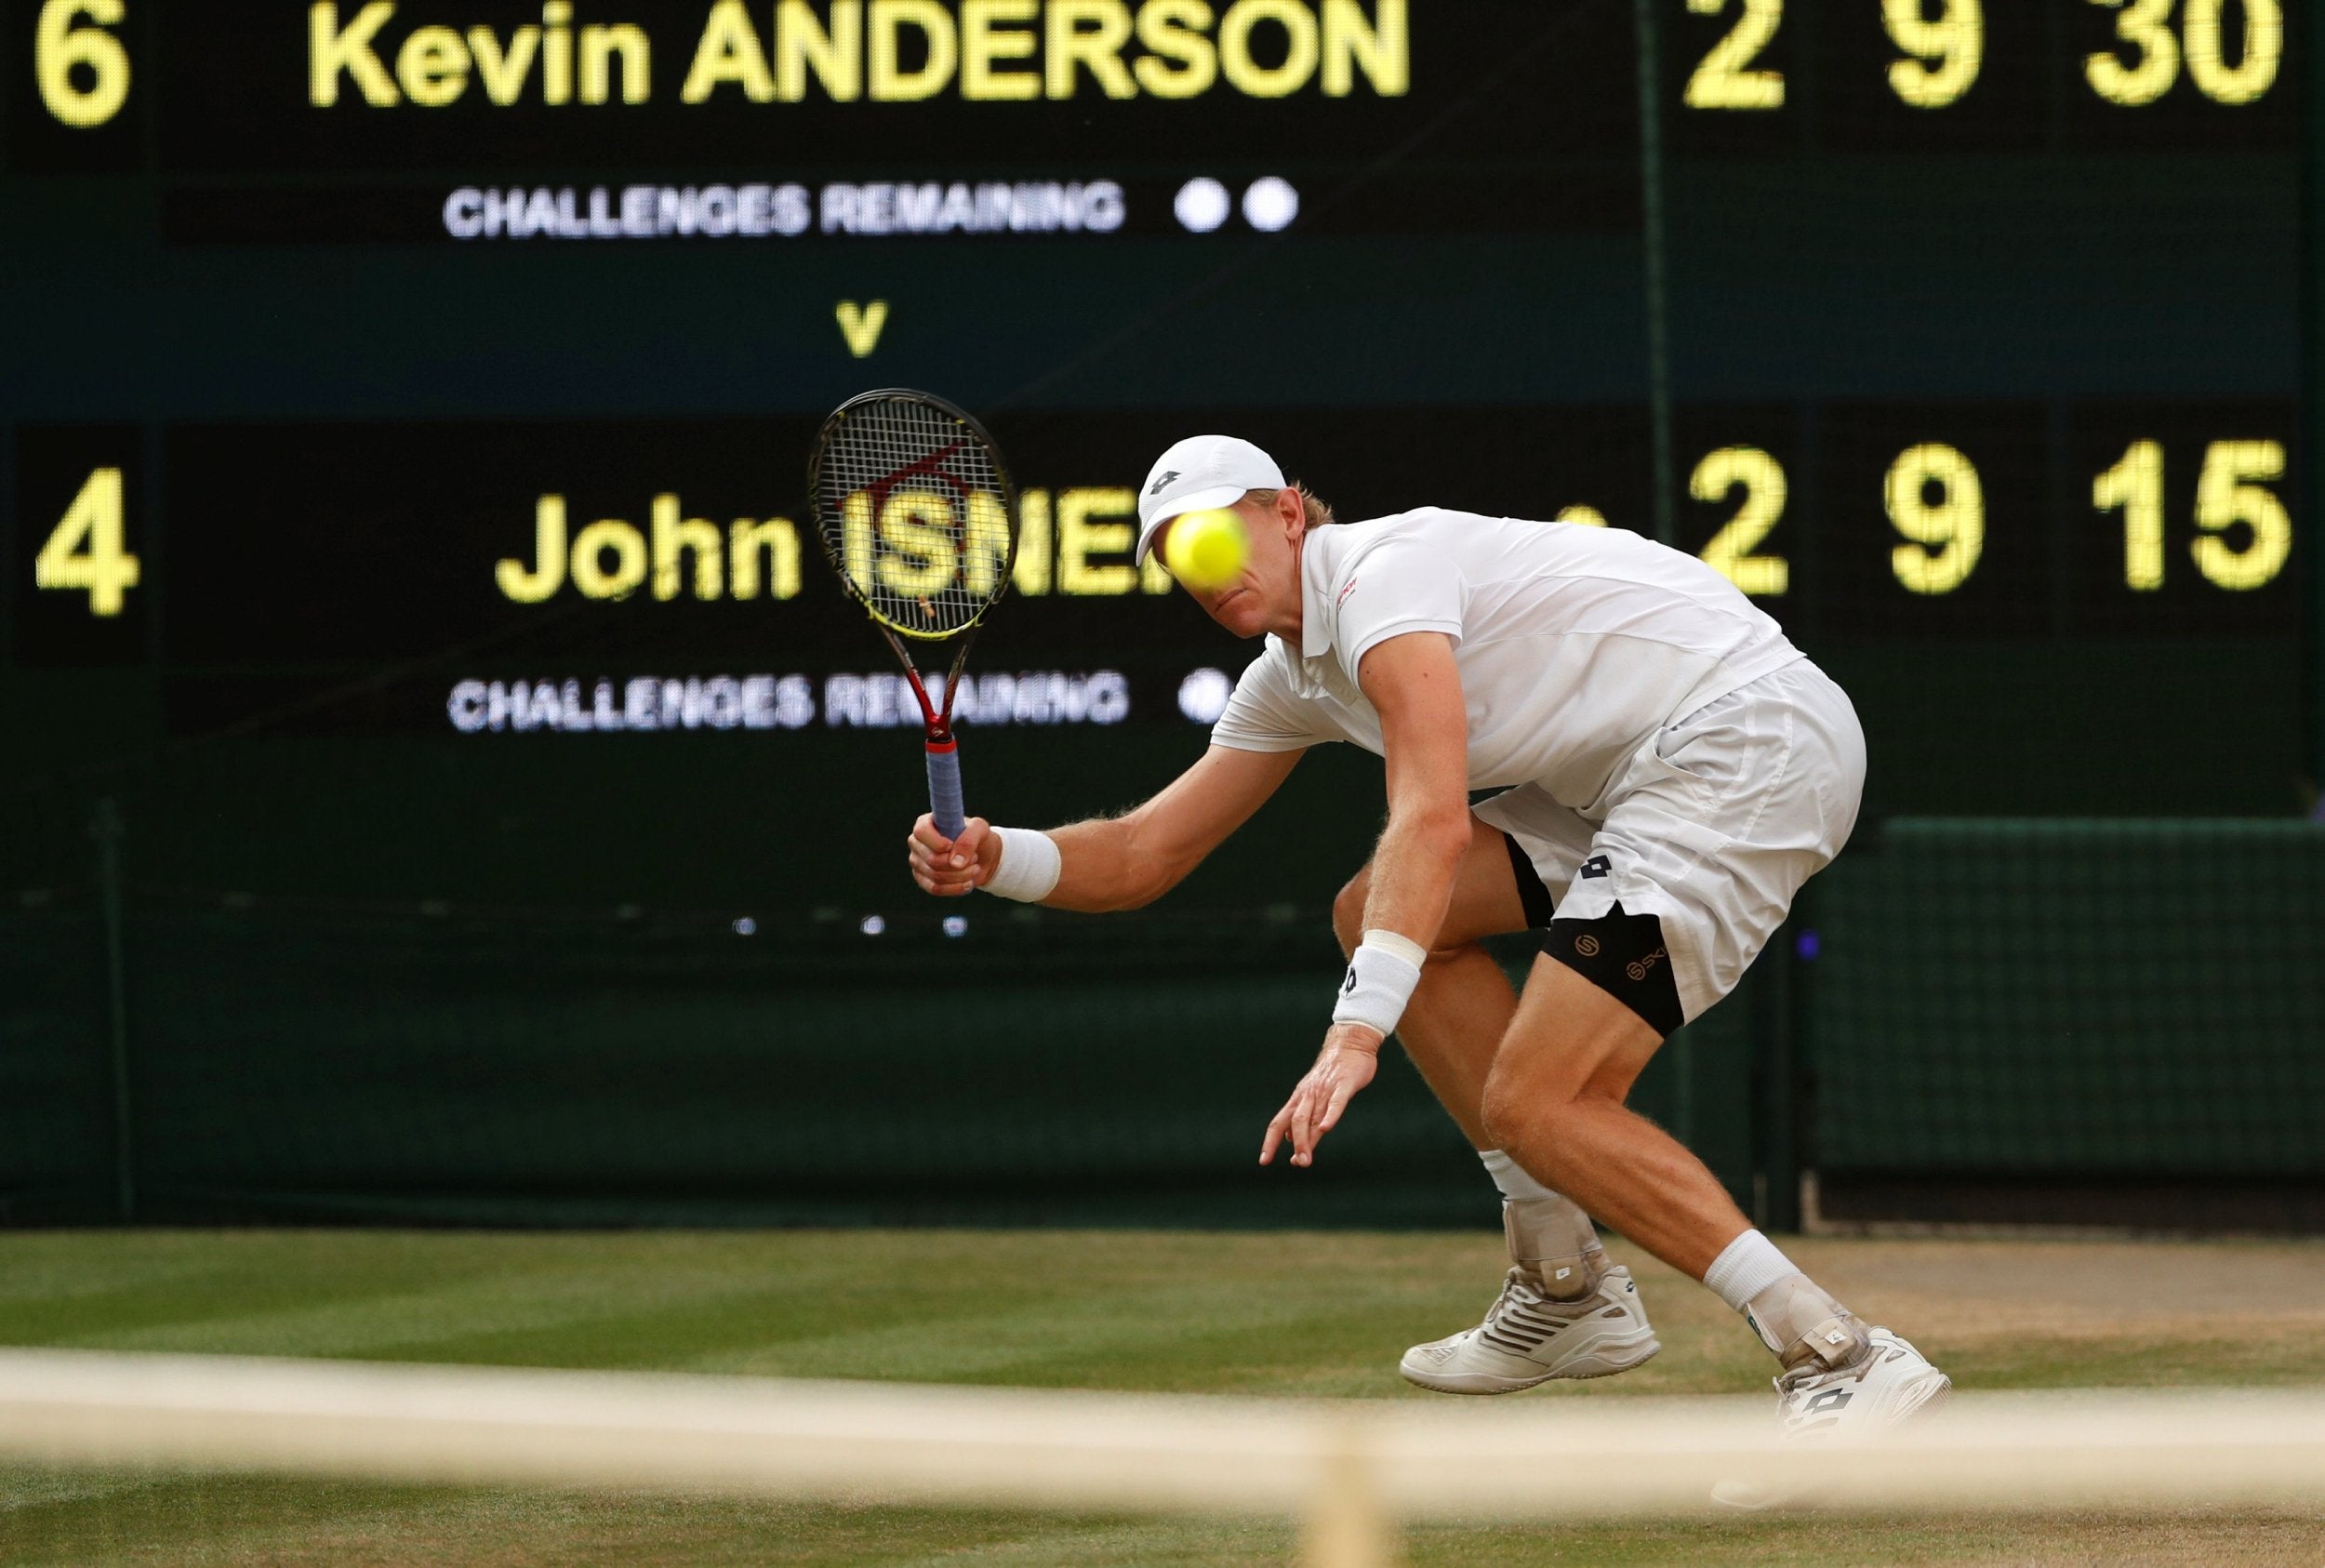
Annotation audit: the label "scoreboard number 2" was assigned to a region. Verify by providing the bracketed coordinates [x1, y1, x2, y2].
[1693, 446, 1790, 596]
[34, 0, 131, 128]
[33, 467, 140, 616]
[1683, 0, 1785, 111]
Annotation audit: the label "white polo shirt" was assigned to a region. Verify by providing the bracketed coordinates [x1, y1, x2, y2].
[1209, 509, 1802, 816]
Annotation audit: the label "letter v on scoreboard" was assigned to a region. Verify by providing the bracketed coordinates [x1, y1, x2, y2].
[807, 389, 1019, 841]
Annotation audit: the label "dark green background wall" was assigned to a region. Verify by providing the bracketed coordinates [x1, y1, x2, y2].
[6, 808, 2318, 1230]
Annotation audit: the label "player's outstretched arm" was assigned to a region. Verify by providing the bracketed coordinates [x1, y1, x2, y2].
[1263, 631, 1471, 1168]
[906, 743, 1302, 910]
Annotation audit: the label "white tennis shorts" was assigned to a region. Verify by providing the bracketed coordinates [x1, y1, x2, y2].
[1470, 658, 1866, 1024]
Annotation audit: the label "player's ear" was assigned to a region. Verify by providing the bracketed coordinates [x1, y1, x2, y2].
[1280, 485, 1306, 539]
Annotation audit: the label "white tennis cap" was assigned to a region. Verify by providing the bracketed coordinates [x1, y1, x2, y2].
[1135, 434, 1285, 565]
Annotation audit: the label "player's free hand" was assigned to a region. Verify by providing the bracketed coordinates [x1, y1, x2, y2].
[907, 814, 1000, 897]
[1259, 1022, 1384, 1168]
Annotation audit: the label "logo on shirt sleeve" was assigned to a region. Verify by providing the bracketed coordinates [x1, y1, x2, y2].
[1335, 576, 1361, 607]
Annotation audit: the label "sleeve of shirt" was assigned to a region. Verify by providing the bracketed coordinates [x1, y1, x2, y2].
[1209, 649, 1334, 753]
[1329, 537, 1466, 685]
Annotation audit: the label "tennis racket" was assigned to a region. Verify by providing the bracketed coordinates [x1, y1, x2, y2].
[807, 389, 1019, 841]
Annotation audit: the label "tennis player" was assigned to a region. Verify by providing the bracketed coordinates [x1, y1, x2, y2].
[906, 434, 1950, 1447]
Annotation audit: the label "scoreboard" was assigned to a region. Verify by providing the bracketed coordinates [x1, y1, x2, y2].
[0, 0, 2308, 908]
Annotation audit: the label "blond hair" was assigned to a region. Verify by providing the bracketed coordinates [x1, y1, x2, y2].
[1242, 482, 1338, 528]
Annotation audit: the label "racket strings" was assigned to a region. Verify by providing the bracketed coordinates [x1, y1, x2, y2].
[816, 398, 1013, 639]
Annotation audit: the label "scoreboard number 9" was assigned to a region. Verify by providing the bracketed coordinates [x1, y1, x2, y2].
[1886, 444, 1985, 594]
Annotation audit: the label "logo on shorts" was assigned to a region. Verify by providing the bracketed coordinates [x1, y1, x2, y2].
[1149, 470, 1180, 494]
[1626, 947, 1667, 982]
[1574, 935, 1601, 958]
[1580, 855, 1611, 880]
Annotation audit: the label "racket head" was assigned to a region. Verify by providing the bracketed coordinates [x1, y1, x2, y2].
[807, 389, 1020, 643]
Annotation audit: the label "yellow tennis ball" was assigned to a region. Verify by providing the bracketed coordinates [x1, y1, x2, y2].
[1162, 509, 1249, 590]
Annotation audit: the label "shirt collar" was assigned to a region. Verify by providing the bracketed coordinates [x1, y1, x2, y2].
[1296, 527, 1335, 662]
[1267, 528, 1341, 699]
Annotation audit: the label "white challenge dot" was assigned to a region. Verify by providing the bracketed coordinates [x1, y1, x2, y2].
[858, 914, 886, 936]
[1174, 177, 1230, 233]
[1242, 177, 1299, 233]
[1177, 667, 1233, 724]
[942, 915, 968, 938]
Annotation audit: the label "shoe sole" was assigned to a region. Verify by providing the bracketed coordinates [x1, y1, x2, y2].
[1399, 1329, 1662, 1396]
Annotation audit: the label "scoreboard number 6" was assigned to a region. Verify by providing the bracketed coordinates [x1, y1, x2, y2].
[34, 0, 131, 128]
[33, 467, 140, 616]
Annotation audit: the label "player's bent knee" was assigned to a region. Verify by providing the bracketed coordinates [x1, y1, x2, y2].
[1480, 1070, 1573, 1160]
[1479, 1088, 1596, 1189]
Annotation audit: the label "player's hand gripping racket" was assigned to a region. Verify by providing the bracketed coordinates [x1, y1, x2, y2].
[808, 389, 1018, 840]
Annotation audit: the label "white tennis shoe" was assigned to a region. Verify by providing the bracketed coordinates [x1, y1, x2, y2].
[1712, 1326, 1953, 1510]
[1399, 1265, 1661, 1394]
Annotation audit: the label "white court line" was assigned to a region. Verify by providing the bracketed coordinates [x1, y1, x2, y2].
[2, 1349, 2323, 1521]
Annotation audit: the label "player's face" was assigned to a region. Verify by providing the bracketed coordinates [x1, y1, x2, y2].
[1181, 491, 1304, 640]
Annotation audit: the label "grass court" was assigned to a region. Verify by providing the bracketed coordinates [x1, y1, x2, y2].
[5, 1229, 2323, 1565]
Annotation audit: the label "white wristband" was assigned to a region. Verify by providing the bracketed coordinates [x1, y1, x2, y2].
[1332, 930, 1426, 1036]
[980, 826, 1062, 903]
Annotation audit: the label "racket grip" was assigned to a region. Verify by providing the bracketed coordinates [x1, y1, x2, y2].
[925, 738, 966, 842]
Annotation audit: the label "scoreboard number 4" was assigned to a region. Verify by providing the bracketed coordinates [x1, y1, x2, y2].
[33, 467, 140, 616]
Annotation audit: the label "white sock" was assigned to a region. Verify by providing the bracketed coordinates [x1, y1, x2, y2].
[1705, 1229, 1866, 1367]
[1702, 1229, 1800, 1315]
[1478, 1148, 1558, 1203]
[1480, 1149, 1604, 1300]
